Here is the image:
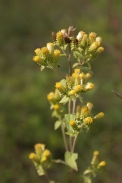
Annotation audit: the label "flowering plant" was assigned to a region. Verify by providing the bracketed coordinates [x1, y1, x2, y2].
[29, 26, 106, 183]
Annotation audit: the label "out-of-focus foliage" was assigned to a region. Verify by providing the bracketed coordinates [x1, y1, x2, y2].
[0, 0, 122, 182]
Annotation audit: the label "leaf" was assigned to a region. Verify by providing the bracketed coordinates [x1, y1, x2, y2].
[59, 96, 69, 104]
[54, 120, 61, 130]
[65, 151, 78, 171]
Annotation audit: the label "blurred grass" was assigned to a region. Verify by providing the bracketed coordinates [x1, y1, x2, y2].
[0, 0, 122, 182]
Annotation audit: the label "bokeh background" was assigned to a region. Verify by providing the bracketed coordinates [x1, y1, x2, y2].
[0, 0, 122, 182]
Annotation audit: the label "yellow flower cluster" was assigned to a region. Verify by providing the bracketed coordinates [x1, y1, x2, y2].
[33, 42, 60, 68]
[69, 102, 104, 131]
[29, 143, 51, 167]
[55, 69, 94, 99]
[72, 31, 104, 60]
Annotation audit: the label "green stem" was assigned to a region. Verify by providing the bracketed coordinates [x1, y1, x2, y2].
[61, 122, 69, 151]
[71, 135, 78, 153]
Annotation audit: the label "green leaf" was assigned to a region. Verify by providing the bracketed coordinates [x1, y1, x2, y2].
[65, 151, 78, 171]
[59, 95, 69, 104]
[54, 120, 61, 130]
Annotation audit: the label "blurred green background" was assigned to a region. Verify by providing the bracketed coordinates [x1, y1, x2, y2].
[0, 0, 122, 182]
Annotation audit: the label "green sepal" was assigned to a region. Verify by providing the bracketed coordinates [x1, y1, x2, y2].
[59, 95, 69, 104]
[54, 120, 61, 130]
[34, 162, 45, 176]
[40, 65, 45, 71]
[65, 151, 78, 171]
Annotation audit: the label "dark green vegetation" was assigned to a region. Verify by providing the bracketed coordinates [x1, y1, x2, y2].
[0, 0, 122, 182]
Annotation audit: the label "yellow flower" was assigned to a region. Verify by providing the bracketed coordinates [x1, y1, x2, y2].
[33, 56, 41, 62]
[34, 143, 45, 155]
[81, 106, 89, 114]
[53, 104, 60, 110]
[72, 72, 78, 78]
[98, 161, 106, 167]
[56, 31, 64, 44]
[55, 82, 62, 89]
[68, 90, 76, 96]
[54, 49, 60, 57]
[94, 112, 104, 119]
[73, 85, 83, 92]
[47, 92, 54, 102]
[41, 47, 49, 58]
[79, 72, 85, 79]
[93, 150, 99, 156]
[96, 47, 104, 53]
[85, 82, 94, 90]
[74, 69, 80, 74]
[34, 48, 41, 55]
[84, 117, 93, 124]
[43, 149, 51, 157]
[89, 32, 97, 43]
[55, 82, 65, 93]
[29, 153, 36, 160]
[70, 120, 76, 126]
[41, 156, 47, 163]
[47, 42, 54, 54]
[89, 41, 100, 52]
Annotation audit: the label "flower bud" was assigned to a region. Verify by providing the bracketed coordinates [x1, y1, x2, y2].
[96, 47, 104, 53]
[85, 82, 94, 91]
[68, 90, 76, 96]
[42, 149, 51, 157]
[47, 42, 54, 54]
[34, 48, 41, 55]
[34, 143, 45, 156]
[55, 82, 66, 93]
[41, 47, 49, 59]
[96, 36, 102, 43]
[89, 41, 100, 52]
[56, 31, 64, 45]
[81, 34, 88, 47]
[73, 85, 83, 92]
[87, 102, 93, 111]
[54, 49, 60, 57]
[53, 104, 60, 110]
[47, 92, 55, 102]
[76, 31, 85, 41]
[85, 73, 92, 80]
[98, 161, 106, 167]
[91, 150, 99, 165]
[89, 32, 97, 43]
[83, 117, 93, 124]
[33, 56, 41, 62]
[94, 112, 104, 119]
[61, 29, 67, 36]
[29, 153, 37, 161]
[81, 106, 89, 118]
